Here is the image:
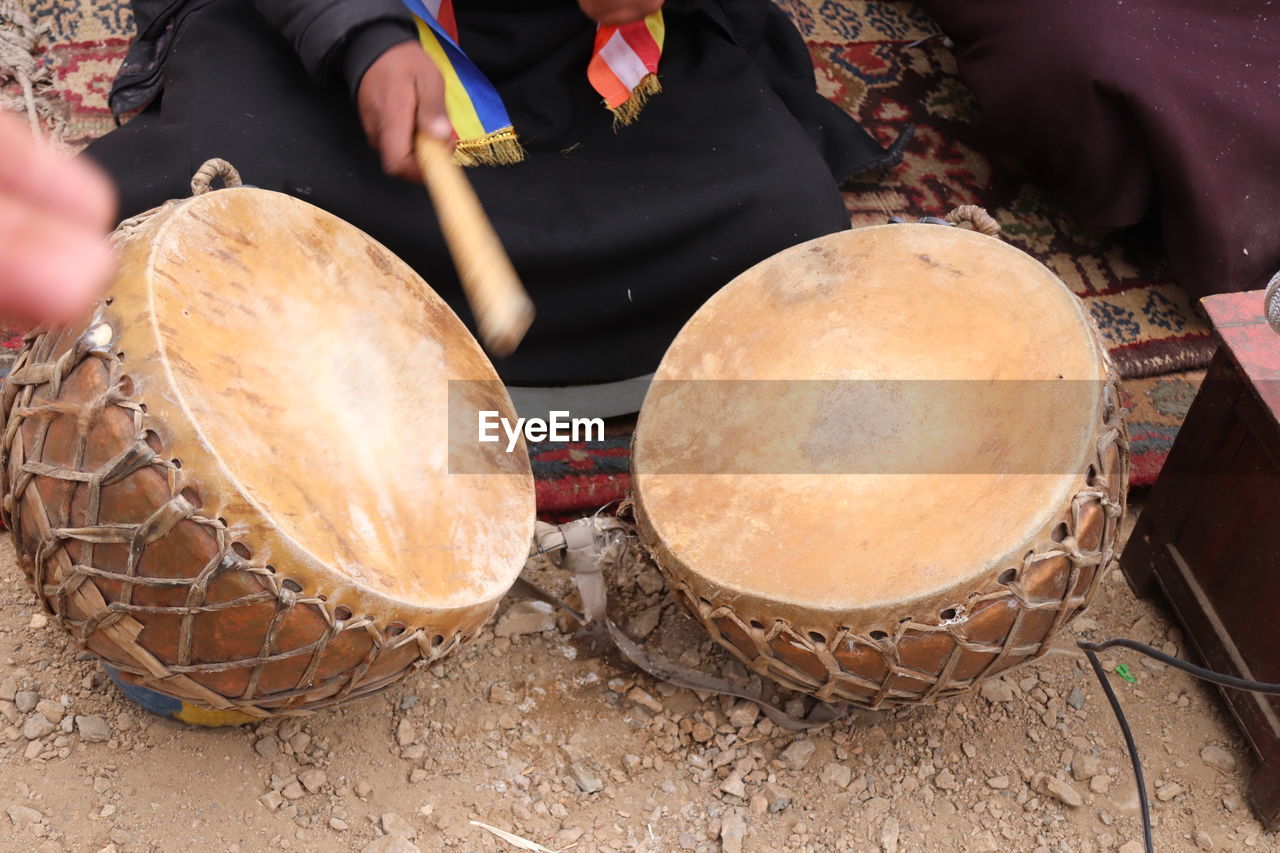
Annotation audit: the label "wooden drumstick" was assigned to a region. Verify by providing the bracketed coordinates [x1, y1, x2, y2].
[414, 133, 535, 356]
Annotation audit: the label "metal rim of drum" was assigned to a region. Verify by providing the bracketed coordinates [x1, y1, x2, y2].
[0, 187, 534, 717]
[630, 224, 1129, 708]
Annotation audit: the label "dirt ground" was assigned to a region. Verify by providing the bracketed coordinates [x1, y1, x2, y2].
[0, 500, 1276, 853]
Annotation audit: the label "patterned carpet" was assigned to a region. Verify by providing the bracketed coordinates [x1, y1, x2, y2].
[3, 0, 1211, 510]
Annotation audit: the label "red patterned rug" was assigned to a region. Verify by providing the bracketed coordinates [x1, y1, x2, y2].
[4, 0, 1212, 515]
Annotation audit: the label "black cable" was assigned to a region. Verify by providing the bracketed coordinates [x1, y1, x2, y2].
[1077, 637, 1280, 853]
[1079, 638, 1280, 694]
[1079, 642, 1154, 853]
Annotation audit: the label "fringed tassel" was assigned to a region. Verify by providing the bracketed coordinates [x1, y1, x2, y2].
[452, 126, 526, 167]
[609, 73, 661, 129]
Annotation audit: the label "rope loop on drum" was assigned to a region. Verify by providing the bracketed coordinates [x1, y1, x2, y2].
[944, 204, 1002, 237]
[110, 160, 244, 246]
[190, 158, 243, 196]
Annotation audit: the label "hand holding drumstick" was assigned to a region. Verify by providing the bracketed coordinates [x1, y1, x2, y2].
[357, 43, 534, 356]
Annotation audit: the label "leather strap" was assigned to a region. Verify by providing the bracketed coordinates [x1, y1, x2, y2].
[518, 517, 842, 731]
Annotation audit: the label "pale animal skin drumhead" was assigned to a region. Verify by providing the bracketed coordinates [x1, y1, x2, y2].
[633, 225, 1106, 621]
[136, 189, 534, 610]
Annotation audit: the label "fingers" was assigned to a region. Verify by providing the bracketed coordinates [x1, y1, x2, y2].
[0, 190, 114, 325]
[581, 0, 663, 25]
[0, 113, 116, 233]
[357, 43, 454, 183]
[377, 77, 422, 181]
[413, 64, 453, 144]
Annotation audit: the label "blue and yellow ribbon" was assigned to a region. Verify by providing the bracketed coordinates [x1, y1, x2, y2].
[401, 0, 664, 166]
[402, 0, 524, 166]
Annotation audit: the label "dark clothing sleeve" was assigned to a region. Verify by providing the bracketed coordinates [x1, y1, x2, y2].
[249, 0, 415, 84]
[111, 0, 414, 114]
[340, 20, 418, 98]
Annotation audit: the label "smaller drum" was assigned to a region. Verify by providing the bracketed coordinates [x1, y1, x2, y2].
[630, 224, 1127, 707]
[1, 178, 534, 716]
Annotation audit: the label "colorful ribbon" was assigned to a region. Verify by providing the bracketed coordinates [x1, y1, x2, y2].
[402, 0, 664, 166]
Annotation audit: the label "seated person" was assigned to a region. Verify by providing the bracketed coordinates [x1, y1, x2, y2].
[927, 0, 1280, 298]
[86, 0, 904, 407]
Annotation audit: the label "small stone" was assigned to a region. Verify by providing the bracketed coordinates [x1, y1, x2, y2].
[408, 769, 428, 783]
[396, 718, 417, 747]
[778, 739, 816, 771]
[627, 687, 663, 715]
[1066, 687, 1085, 710]
[361, 837, 420, 853]
[15, 691, 38, 714]
[1200, 745, 1236, 775]
[986, 775, 1010, 789]
[1089, 774, 1111, 794]
[1155, 782, 1184, 802]
[764, 782, 793, 813]
[29, 613, 48, 630]
[22, 714, 55, 740]
[381, 813, 416, 840]
[280, 781, 306, 800]
[259, 791, 284, 812]
[879, 816, 900, 853]
[819, 762, 852, 789]
[971, 831, 1000, 853]
[1194, 831, 1214, 850]
[6, 804, 44, 825]
[0, 677, 17, 702]
[288, 731, 310, 754]
[329, 818, 349, 832]
[34, 700, 64, 725]
[720, 812, 745, 853]
[254, 737, 280, 759]
[1071, 754, 1101, 781]
[298, 768, 326, 793]
[719, 773, 746, 799]
[569, 763, 604, 794]
[355, 780, 373, 798]
[933, 768, 958, 791]
[748, 794, 768, 815]
[488, 683, 518, 704]
[979, 679, 1014, 704]
[690, 722, 714, 743]
[1119, 841, 1144, 853]
[1034, 773, 1083, 808]
[76, 715, 111, 743]
[627, 603, 663, 638]
[727, 702, 759, 729]
[493, 601, 556, 638]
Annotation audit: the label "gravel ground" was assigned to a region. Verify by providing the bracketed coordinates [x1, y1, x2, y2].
[0, 503, 1276, 853]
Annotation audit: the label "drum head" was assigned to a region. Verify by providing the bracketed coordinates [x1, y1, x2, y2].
[633, 225, 1107, 622]
[135, 188, 534, 611]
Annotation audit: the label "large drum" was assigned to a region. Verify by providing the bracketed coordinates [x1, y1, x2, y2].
[1, 179, 534, 717]
[631, 224, 1127, 708]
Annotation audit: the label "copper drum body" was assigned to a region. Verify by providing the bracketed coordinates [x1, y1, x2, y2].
[631, 225, 1128, 708]
[1, 187, 534, 717]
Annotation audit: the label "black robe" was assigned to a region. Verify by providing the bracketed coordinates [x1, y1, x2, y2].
[88, 0, 901, 384]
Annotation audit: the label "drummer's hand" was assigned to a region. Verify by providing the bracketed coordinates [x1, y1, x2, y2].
[579, 0, 663, 25]
[358, 42, 452, 182]
[0, 113, 115, 325]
